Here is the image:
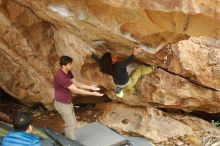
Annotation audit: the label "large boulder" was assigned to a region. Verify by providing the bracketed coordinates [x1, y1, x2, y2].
[0, 0, 220, 110]
[96, 102, 220, 144]
[1, 0, 220, 144]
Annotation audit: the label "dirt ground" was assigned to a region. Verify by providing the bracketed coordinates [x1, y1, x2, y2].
[0, 100, 103, 133]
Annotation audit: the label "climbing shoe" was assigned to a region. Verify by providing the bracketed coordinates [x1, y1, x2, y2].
[152, 65, 157, 71]
[115, 87, 124, 98]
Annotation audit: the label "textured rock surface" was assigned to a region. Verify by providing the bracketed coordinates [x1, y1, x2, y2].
[96, 102, 194, 142]
[0, 0, 218, 109]
[96, 102, 220, 144]
[0, 0, 56, 106]
[1, 0, 220, 144]
[164, 36, 220, 91]
[136, 68, 220, 113]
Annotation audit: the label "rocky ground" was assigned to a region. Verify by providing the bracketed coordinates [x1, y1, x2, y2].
[1, 91, 220, 146]
[0, 95, 102, 133]
[1, 0, 220, 145]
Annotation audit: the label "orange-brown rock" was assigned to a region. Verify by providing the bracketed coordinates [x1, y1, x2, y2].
[96, 102, 220, 144]
[0, 0, 220, 113]
[1, 0, 220, 144]
[0, 0, 56, 106]
[164, 36, 220, 91]
[83, 63, 220, 113]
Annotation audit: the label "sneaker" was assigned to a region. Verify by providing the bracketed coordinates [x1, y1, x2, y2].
[152, 65, 157, 71]
[115, 87, 124, 98]
[116, 90, 124, 98]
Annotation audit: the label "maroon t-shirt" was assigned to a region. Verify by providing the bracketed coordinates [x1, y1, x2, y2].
[54, 68, 74, 104]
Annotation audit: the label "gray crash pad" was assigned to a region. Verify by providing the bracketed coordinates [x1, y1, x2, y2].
[127, 137, 154, 146]
[76, 122, 126, 146]
[44, 128, 84, 146]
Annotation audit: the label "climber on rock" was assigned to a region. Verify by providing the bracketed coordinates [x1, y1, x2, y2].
[91, 46, 156, 98]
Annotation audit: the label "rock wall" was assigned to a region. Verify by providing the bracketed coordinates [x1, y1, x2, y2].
[1, 0, 220, 144]
[96, 102, 220, 144]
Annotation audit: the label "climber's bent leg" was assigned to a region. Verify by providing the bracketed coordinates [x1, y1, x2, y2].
[125, 66, 153, 94]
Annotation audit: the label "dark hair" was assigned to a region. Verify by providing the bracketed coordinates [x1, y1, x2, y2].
[59, 56, 73, 67]
[13, 112, 32, 132]
[100, 52, 113, 75]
